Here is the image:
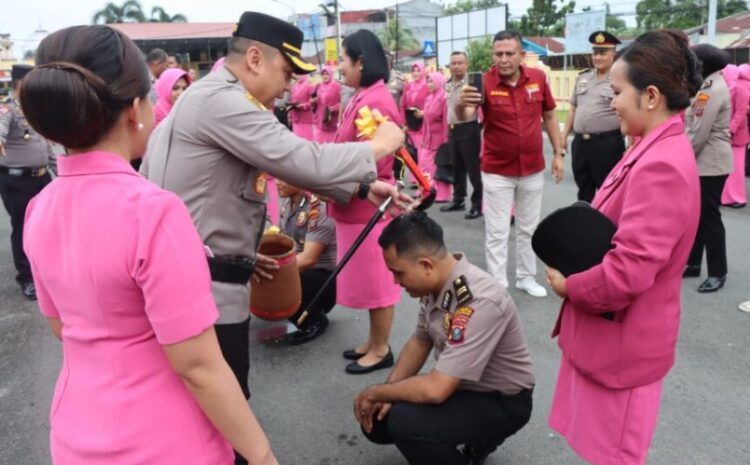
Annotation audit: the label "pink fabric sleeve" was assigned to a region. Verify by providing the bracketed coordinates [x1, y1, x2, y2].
[729, 85, 750, 136]
[566, 159, 693, 314]
[134, 192, 219, 345]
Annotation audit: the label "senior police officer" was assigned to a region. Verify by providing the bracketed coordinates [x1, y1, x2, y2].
[561, 31, 626, 202]
[0, 64, 56, 300]
[277, 179, 338, 345]
[355, 212, 534, 465]
[142, 13, 405, 464]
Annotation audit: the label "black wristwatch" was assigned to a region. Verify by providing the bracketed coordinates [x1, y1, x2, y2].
[356, 182, 370, 200]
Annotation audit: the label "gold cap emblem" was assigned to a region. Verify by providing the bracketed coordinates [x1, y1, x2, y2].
[595, 33, 605, 44]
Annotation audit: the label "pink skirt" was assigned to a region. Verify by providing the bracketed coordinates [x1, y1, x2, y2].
[335, 221, 401, 309]
[293, 123, 315, 141]
[314, 127, 337, 143]
[265, 177, 279, 225]
[721, 145, 746, 205]
[549, 357, 664, 465]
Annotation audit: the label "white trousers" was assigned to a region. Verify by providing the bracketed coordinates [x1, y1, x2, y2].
[482, 171, 544, 287]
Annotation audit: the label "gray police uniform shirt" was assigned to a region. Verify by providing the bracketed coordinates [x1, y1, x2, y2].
[0, 95, 57, 171]
[279, 194, 336, 271]
[416, 253, 535, 395]
[570, 69, 620, 135]
[685, 70, 733, 177]
[447, 77, 478, 125]
[142, 66, 376, 324]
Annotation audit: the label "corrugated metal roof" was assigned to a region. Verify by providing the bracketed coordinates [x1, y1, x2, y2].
[108, 23, 235, 40]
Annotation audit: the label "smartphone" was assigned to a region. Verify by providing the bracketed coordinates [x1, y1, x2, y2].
[468, 71, 484, 104]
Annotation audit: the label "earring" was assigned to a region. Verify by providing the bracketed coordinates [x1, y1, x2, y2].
[648, 105, 654, 110]
[359, 67, 363, 71]
[137, 123, 144, 131]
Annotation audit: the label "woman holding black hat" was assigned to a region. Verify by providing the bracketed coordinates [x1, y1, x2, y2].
[545, 30, 702, 465]
[683, 44, 734, 293]
[20, 25, 279, 465]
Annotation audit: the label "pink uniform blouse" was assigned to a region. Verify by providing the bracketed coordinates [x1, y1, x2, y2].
[314, 67, 342, 132]
[329, 79, 400, 224]
[289, 76, 315, 125]
[23, 151, 233, 465]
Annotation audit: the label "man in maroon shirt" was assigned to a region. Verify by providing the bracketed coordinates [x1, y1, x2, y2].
[456, 30, 564, 297]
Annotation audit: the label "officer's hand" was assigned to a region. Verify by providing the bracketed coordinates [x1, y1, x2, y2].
[367, 180, 417, 213]
[459, 85, 482, 107]
[0, 142, 5, 156]
[370, 121, 405, 160]
[252, 253, 279, 282]
[551, 154, 564, 184]
[545, 266, 567, 298]
[353, 390, 377, 433]
[375, 402, 392, 422]
[413, 108, 424, 119]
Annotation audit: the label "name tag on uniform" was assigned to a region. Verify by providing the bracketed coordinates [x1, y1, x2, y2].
[490, 90, 509, 97]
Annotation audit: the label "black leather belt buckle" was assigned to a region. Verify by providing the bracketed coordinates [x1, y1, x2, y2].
[207, 255, 257, 285]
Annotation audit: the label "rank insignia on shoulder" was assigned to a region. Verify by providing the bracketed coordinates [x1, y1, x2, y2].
[441, 290, 453, 310]
[453, 275, 473, 306]
[700, 80, 712, 90]
[578, 68, 590, 75]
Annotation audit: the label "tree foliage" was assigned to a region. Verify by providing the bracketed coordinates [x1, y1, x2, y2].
[518, 0, 577, 37]
[635, 0, 747, 30]
[92, 1, 187, 24]
[466, 36, 494, 73]
[377, 18, 420, 51]
[442, 0, 502, 15]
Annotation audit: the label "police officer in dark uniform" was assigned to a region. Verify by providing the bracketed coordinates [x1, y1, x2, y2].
[277, 179, 338, 344]
[561, 31, 626, 202]
[0, 64, 56, 299]
[355, 213, 534, 465]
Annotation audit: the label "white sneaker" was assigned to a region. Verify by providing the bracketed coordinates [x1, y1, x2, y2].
[515, 277, 548, 298]
[739, 301, 750, 313]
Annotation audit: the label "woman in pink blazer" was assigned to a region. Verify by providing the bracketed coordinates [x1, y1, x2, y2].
[20, 25, 279, 465]
[400, 63, 429, 183]
[545, 30, 702, 465]
[313, 66, 342, 143]
[721, 64, 750, 207]
[289, 74, 316, 140]
[417, 71, 452, 202]
[332, 29, 403, 375]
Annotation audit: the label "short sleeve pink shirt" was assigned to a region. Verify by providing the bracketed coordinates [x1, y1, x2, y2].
[23, 151, 232, 465]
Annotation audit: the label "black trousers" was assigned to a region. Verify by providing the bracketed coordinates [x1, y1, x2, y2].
[449, 121, 482, 209]
[0, 172, 51, 285]
[215, 318, 251, 465]
[363, 388, 532, 465]
[288, 267, 336, 328]
[571, 132, 626, 203]
[688, 175, 729, 277]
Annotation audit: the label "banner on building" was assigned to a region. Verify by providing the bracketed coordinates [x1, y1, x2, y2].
[325, 38, 338, 65]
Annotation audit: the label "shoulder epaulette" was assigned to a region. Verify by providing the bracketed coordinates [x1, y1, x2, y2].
[578, 68, 591, 75]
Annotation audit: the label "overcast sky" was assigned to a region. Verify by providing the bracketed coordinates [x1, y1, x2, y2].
[4, 0, 639, 56]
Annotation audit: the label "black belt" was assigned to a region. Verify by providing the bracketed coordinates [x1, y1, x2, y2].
[449, 120, 479, 132]
[207, 255, 256, 285]
[574, 129, 622, 141]
[0, 166, 48, 178]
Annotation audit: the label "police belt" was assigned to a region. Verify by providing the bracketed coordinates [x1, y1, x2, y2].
[449, 120, 479, 132]
[0, 166, 48, 178]
[207, 255, 257, 285]
[574, 129, 622, 141]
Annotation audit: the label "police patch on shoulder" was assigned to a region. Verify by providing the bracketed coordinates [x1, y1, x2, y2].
[448, 306, 474, 345]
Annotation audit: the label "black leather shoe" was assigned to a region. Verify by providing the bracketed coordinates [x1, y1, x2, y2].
[342, 348, 366, 360]
[440, 202, 465, 212]
[345, 349, 394, 374]
[285, 315, 329, 346]
[697, 276, 725, 293]
[463, 444, 497, 465]
[683, 265, 701, 278]
[464, 208, 482, 220]
[21, 282, 37, 301]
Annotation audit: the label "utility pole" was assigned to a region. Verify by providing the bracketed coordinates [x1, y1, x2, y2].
[334, 0, 341, 62]
[395, 0, 400, 66]
[707, 0, 717, 45]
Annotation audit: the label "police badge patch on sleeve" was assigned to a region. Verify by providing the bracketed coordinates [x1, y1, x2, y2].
[448, 306, 474, 345]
